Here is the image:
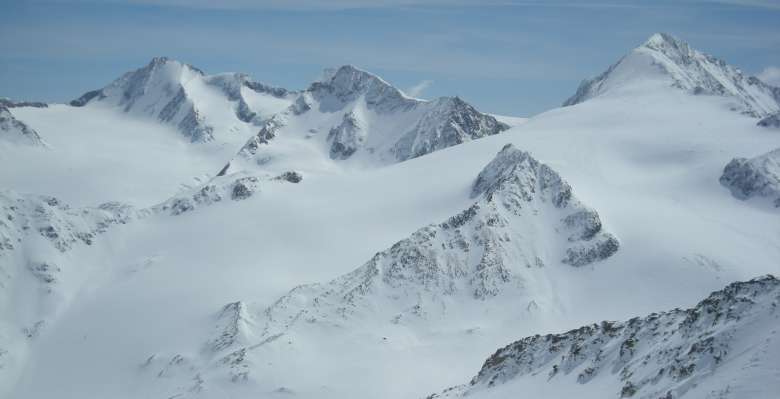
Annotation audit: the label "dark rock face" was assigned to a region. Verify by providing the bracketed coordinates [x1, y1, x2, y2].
[27, 262, 61, 284]
[157, 87, 214, 143]
[69, 90, 105, 107]
[0, 98, 48, 108]
[205, 73, 292, 124]
[238, 116, 284, 158]
[431, 275, 780, 399]
[758, 112, 780, 128]
[0, 192, 137, 255]
[243, 80, 291, 99]
[274, 171, 302, 183]
[153, 171, 302, 216]
[719, 148, 780, 207]
[327, 112, 363, 160]
[0, 105, 46, 146]
[392, 97, 509, 162]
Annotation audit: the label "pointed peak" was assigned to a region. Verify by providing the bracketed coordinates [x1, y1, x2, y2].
[643, 32, 681, 47]
[433, 95, 471, 109]
[323, 64, 394, 90]
[308, 64, 413, 112]
[149, 56, 173, 65]
[471, 144, 538, 198]
[143, 56, 204, 75]
[640, 32, 695, 56]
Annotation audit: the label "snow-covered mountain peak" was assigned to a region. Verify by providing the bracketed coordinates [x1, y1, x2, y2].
[642, 32, 687, 51]
[564, 33, 780, 118]
[70, 56, 204, 107]
[223, 65, 508, 172]
[309, 64, 415, 113]
[317, 64, 398, 95]
[206, 143, 619, 349]
[68, 58, 295, 143]
[472, 144, 562, 201]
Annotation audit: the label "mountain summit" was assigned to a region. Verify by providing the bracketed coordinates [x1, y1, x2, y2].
[564, 33, 780, 118]
[224, 64, 509, 175]
[70, 57, 295, 143]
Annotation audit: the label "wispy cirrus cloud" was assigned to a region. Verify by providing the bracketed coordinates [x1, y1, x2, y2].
[757, 66, 780, 86]
[405, 80, 433, 98]
[35, 0, 780, 10]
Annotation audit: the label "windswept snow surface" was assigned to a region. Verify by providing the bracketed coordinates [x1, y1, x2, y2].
[2, 104, 236, 207]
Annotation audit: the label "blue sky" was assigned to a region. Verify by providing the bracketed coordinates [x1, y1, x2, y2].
[1, 0, 779, 116]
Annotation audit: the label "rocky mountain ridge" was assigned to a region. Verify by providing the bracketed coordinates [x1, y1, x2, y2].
[429, 275, 780, 399]
[224, 65, 508, 174]
[0, 105, 46, 147]
[720, 147, 780, 208]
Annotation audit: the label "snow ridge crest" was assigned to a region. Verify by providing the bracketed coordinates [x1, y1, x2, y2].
[563, 32, 780, 117]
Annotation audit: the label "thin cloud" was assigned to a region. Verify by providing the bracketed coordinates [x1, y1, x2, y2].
[405, 80, 433, 98]
[36, 0, 780, 10]
[757, 66, 780, 86]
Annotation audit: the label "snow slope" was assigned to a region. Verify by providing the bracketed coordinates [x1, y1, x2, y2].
[429, 275, 780, 399]
[3, 104, 237, 207]
[0, 190, 136, 396]
[564, 33, 780, 118]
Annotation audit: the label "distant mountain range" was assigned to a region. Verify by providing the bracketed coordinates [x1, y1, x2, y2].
[0, 33, 778, 399]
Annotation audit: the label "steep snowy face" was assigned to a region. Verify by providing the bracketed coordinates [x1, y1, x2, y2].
[564, 33, 780, 118]
[0, 191, 136, 394]
[0, 105, 46, 146]
[228, 65, 508, 172]
[203, 73, 295, 123]
[720, 148, 780, 208]
[144, 144, 619, 393]
[391, 96, 509, 162]
[310, 64, 414, 114]
[429, 275, 780, 399]
[70, 57, 214, 142]
[260, 144, 618, 329]
[69, 57, 294, 143]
